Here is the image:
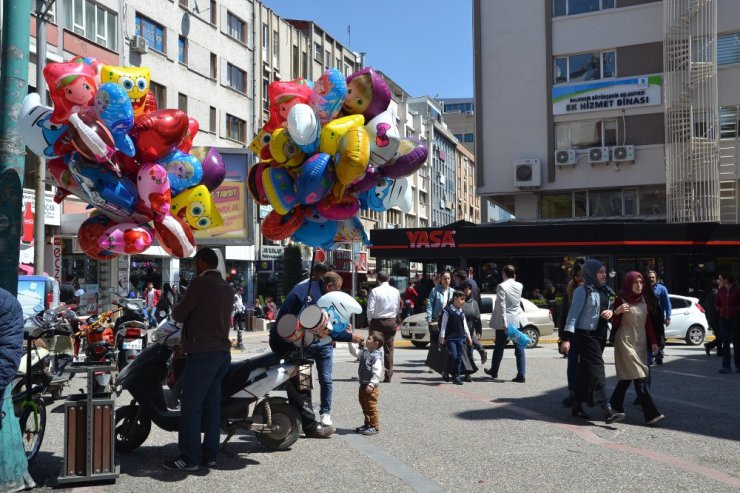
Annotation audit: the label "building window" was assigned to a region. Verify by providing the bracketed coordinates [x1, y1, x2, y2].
[135, 13, 164, 53]
[149, 81, 166, 110]
[209, 106, 216, 133]
[540, 187, 665, 219]
[555, 119, 618, 149]
[639, 187, 666, 216]
[210, 0, 217, 25]
[226, 11, 246, 43]
[273, 31, 279, 63]
[226, 114, 246, 142]
[718, 32, 740, 66]
[262, 23, 268, 57]
[178, 93, 187, 113]
[314, 42, 322, 62]
[63, 0, 117, 50]
[262, 77, 270, 112]
[444, 102, 474, 113]
[554, 50, 616, 84]
[178, 36, 188, 64]
[226, 63, 247, 93]
[292, 45, 299, 79]
[553, 0, 614, 17]
[302, 51, 308, 79]
[720, 106, 740, 139]
[210, 53, 217, 79]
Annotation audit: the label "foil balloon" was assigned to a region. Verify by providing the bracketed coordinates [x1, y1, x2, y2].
[178, 117, 199, 153]
[359, 176, 412, 213]
[247, 162, 270, 205]
[170, 185, 223, 230]
[295, 153, 335, 205]
[310, 68, 347, 124]
[131, 109, 190, 162]
[143, 91, 158, 114]
[249, 128, 273, 161]
[44, 56, 98, 124]
[262, 166, 297, 215]
[316, 191, 360, 221]
[269, 128, 305, 169]
[291, 207, 338, 248]
[100, 64, 151, 116]
[47, 157, 82, 200]
[98, 222, 154, 254]
[316, 291, 362, 335]
[334, 126, 370, 193]
[380, 137, 429, 179]
[350, 166, 381, 193]
[94, 82, 135, 156]
[365, 108, 401, 167]
[319, 114, 364, 156]
[160, 150, 204, 195]
[261, 208, 304, 241]
[113, 151, 142, 176]
[334, 216, 371, 246]
[66, 113, 116, 163]
[18, 93, 67, 159]
[198, 147, 226, 191]
[154, 214, 196, 258]
[265, 79, 314, 132]
[68, 154, 137, 220]
[77, 214, 119, 260]
[286, 103, 320, 154]
[343, 67, 391, 122]
[136, 163, 171, 220]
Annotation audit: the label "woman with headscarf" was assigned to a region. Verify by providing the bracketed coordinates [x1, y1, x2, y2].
[609, 272, 664, 425]
[560, 259, 624, 424]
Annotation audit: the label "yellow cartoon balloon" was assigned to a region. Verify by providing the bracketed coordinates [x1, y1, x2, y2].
[334, 126, 370, 195]
[100, 65, 151, 116]
[319, 114, 364, 156]
[269, 128, 305, 169]
[170, 185, 223, 230]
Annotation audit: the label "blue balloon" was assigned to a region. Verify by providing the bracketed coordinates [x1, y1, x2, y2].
[95, 82, 135, 156]
[291, 207, 337, 248]
[295, 153, 334, 205]
[161, 150, 204, 195]
[67, 153, 136, 220]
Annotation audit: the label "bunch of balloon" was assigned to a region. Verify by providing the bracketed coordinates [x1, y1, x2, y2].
[247, 67, 427, 251]
[19, 56, 226, 260]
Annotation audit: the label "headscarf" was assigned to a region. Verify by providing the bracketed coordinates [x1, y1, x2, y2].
[581, 259, 605, 288]
[620, 271, 645, 305]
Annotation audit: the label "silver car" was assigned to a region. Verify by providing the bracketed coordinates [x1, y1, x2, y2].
[400, 293, 555, 349]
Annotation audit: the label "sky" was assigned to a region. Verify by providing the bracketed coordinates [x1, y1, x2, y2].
[261, 0, 473, 99]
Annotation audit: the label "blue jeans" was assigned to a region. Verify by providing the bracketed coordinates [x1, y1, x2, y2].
[306, 343, 333, 415]
[147, 306, 157, 325]
[446, 338, 465, 381]
[490, 329, 525, 377]
[179, 351, 230, 466]
[566, 337, 579, 391]
[720, 316, 740, 370]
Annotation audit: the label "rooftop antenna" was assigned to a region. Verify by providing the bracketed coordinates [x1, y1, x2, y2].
[347, 24, 351, 49]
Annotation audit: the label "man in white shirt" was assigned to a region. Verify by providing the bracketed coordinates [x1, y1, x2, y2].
[367, 271, 402, 382]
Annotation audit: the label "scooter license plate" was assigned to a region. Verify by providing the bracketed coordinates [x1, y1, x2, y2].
[122, 339, 143, 350]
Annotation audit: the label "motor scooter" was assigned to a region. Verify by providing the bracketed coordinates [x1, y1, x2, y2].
[113, 299, 148, 372]
[77, 309, 117, 393]
[114, 321, 303, 452]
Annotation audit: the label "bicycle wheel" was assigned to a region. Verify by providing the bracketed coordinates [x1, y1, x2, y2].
[19, 397, 47, 461]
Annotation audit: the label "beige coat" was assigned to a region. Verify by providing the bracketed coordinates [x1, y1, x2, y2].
[613, 300, 650, 380]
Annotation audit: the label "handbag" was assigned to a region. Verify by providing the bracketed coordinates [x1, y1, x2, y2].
[506, 323, 531, 349]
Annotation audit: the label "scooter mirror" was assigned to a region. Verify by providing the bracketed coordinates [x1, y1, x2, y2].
[74, 289, 85, 297]
[33, 304, 44, 313]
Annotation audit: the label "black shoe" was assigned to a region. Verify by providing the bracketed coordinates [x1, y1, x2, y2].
[163, 458, 199, 472]
[512, 375, 525, 383]
[354, 425, 369, 433]
[442, 373, 450, 382]
[305, 425, 336, 438]
[704, 343, 711, 356]
[562, 395, 574, 408]
[483, 368, 497, 379]
[655, 358, 663, 366]
[463, 374, 473, 382]
[202, 459, 217, 468]
[480, 351, 488, 365]
[383, 376, 392, 383]
[572, 405, 590, 420]
[605, 409, 626, 424]
[453, 379, 463, 385]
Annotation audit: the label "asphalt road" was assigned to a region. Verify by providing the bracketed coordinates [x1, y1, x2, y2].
[23, 330, 740, 492]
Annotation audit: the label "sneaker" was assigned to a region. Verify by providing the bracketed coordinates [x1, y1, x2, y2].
[646, 414, 665, 426]
[360, 427, 379, 436]
[483, 368, 497, 379]
[320, 414, 332, 426]
[163, 458, 198, 472]
[305, 425, 336, 438]
[719, 368, 732, 374]
[354, 425, 369, 433]
[463, 374, 473, 382]
[202, 459, 217, 467]
[512, 375, 526, 383]
[604, 409, 626, 425]
[453, 379, 463, 385]
[480, 351, 488, 365]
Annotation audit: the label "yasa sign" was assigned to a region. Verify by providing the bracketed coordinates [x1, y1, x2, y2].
[406, 230, 456, 249]
[552, 75, 662, 115]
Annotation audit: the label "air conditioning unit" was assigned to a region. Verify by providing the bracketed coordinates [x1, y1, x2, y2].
[554, 149, 576, 167]
[131, 35, 148, 53]
[588, 147, 610, 165]
[514, 159, 541, 188]
[612, 145, 635, 162]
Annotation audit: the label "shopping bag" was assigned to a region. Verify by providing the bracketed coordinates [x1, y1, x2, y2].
[506, 323, 531, 349]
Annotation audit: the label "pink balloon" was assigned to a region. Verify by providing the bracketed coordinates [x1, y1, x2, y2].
[97, 222, 154, 255]
[136, 163, 171, 221]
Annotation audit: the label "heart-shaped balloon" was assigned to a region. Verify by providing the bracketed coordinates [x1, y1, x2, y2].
[177, 117, 199, 153]
[160, 150, 204, 195]
[296, 153, 335, 205]
[247, 162, 270, 205]
[199, 148, 226, 191]
[380, 137, 428, 179]
[131, 109, 189, 162]
[98, 222, 154, 255]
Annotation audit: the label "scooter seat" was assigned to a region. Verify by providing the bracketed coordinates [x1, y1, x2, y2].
[222, 352, 282, 396]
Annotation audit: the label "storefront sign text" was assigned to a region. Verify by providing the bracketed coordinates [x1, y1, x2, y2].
[406, 230, 456, 249]
[260, 245, 284, 259]
[552, 76, 662, 115]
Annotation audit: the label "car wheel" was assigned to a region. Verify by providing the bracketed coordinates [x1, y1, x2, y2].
[522, 326, 540, 348]
[411, 341, 429, 349]
[685, 325, 705, 345]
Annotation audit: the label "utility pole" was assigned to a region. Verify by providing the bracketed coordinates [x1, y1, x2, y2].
[34, 0, 55, 275]
[0, 0, 32, 295]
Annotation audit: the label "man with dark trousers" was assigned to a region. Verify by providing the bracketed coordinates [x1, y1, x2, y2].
[367, 271, 402, 383]
[163, 248, 233, 471]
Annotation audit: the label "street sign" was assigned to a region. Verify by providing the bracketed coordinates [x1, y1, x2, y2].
[260, 245, 284, 259]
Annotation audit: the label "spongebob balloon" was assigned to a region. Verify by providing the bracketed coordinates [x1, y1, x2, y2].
[100, 64, 151, 116]
[269, 128, 305, 169]
[170, 185, 223, 230]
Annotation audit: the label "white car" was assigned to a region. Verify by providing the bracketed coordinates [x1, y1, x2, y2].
[665, 294, 709, 345]
[400, 293, 554, 349]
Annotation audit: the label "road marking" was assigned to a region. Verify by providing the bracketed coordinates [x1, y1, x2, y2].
[436, 384, 740, 489]
[660, 369, 738, 384]
[333, 419, 445, 493]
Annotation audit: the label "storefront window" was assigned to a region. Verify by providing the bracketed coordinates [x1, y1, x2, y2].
[639, 187, 666, 216]
[589, 189, 622, 217]
[574, 191, 588, 217]
[541, 193, 572, 219]
[129, 257, 162, 295]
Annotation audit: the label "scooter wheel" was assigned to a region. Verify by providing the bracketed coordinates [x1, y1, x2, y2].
[114, 405, 151, 452]
[253, 399, 302, 451]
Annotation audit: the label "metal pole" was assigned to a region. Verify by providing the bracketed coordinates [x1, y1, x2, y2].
[0, 0, 33, 295]
[34, 0, 51, 275]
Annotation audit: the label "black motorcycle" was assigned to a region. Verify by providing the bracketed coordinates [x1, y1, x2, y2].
[113, 299, 148, 372]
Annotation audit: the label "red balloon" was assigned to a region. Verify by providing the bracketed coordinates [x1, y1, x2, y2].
[113, 151, 142, 177]
[68, 112, 116, 163]
[143, 91, 158, 114]
[77, 214, 119, 260]
[131, 109, 189, 162]
[177, 117, 200, 153]
[154, 214, 196, 258]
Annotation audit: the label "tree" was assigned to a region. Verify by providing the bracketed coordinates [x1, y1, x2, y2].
[283, 245, 304, 292]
